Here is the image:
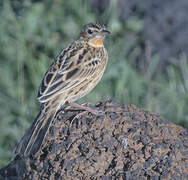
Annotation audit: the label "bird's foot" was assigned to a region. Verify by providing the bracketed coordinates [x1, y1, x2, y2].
[65, 101, 104, 127]
[65, 101, 103, 115]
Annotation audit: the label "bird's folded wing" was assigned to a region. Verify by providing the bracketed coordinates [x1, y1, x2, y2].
[37, 48, 98, 103]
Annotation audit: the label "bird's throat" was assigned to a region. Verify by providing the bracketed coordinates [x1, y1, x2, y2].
[88, 38, 104, 47]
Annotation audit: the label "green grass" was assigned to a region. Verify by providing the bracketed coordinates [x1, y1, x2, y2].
[0, 0, 188, 166]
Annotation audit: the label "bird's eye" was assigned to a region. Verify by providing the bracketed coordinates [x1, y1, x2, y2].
[87, 29, 93, 34]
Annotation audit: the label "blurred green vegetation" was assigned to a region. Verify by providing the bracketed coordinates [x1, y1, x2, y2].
[0, 0, 188, 166]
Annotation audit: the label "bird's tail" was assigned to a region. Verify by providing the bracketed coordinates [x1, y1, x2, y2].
[14, 101, 59, 157]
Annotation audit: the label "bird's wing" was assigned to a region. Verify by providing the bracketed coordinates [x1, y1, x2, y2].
[37, 45, 101, 103]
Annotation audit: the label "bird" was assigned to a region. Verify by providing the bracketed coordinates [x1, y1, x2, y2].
[14, 22, 110, 157]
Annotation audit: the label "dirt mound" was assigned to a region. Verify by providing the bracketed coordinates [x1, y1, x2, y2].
[1, 101, 187, 179]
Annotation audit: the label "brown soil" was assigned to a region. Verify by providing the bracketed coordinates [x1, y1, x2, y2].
[0, 100, 188, 180]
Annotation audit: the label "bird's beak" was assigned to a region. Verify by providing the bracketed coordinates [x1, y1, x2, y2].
[100, 29, 111, 36]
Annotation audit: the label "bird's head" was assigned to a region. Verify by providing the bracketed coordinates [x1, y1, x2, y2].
[79, 23, 110, 47]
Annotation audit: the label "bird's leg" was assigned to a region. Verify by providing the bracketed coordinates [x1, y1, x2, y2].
[65, 102, 91, 111]
[80, 102, 92, 107]
[63, 101, 104, 127]
[65, 101, 103, 115]
[67, 102, 102, 115]
[65, 101, 104, 127]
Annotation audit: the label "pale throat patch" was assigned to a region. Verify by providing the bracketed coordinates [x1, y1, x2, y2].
[88, 38, 104, 47]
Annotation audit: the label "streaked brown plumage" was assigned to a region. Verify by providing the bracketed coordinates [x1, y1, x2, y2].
[14, 23, 110, 157]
